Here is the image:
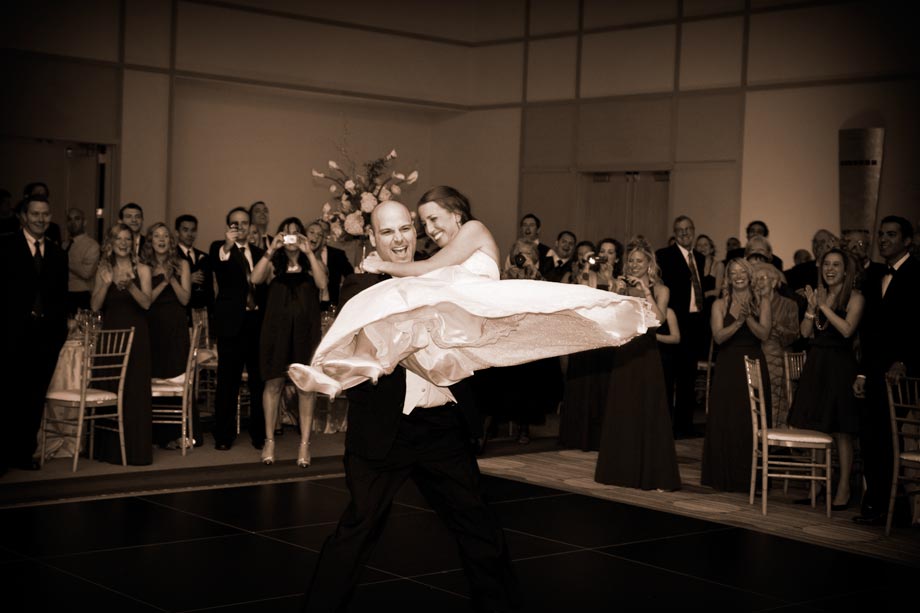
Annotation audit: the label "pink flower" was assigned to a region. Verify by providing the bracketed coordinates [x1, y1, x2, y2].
[386, 149, 397, 160]
[360, 192, 378, 213]
[390, 184, 401, 195]
[344, 210, 365, 236]
[344, 179, 356, 193]
[406, 170, 418, 185]
[322, 202, 332, 214]
[329, 184, 337, 193]
[328, 160, 340, 170]
[311, 169, 325, 178]
[378, 187, 392, 202]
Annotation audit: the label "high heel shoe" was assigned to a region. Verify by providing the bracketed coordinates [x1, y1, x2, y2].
[297, 441, 311, 468]
[261, 439, 275, 465]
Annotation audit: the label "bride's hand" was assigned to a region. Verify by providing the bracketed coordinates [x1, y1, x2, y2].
[360, 252, 384, 274]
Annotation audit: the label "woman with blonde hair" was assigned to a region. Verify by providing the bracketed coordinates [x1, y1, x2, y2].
[91, 223, 154, 465]
[594, 236, 681, 490]
[752, 263, 799, 428]
[142, 222, 193, 449]
[701, 257, 772, 491]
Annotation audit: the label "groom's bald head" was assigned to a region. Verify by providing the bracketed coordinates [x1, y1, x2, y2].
[370, 201, 416, 263]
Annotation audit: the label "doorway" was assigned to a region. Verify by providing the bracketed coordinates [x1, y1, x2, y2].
[579, 171, 670, 250]
[0, 137, 111, 242]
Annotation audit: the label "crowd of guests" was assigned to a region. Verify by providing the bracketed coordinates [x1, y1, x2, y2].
[1, 181, 917, 530]
[0, 187, 353, 473]
[532, 211, 918, 526]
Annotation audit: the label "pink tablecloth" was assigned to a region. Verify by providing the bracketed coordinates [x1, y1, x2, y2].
[41, 340, 85, 459]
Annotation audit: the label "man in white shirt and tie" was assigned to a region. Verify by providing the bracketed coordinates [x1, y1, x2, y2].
[175, 214, 214, 318]
[303, 201, 520, 612]
[656, 215, 708, 438]
[209, 207, 267, 451]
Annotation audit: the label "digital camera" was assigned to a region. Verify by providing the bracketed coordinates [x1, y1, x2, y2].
[283, 234, 298, 244]
[512, 253, 528, 268]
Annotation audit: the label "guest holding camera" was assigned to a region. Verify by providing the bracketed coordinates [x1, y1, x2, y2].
[559, 239, 621, 451]
[595, 237, 681, 490]
[251, 218, 327, 467]
[476, 240, 560, 446]
[91, 223, 153, 465]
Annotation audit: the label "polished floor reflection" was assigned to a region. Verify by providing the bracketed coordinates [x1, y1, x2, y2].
[1, 473, 912, 611]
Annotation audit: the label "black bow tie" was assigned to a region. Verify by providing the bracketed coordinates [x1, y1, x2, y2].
[887, 265, 897, 276]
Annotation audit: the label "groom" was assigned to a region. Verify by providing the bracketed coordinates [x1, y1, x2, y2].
[302, 201, 520, 612]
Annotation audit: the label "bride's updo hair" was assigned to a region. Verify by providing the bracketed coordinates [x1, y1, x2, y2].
[417, 185, 474, 224]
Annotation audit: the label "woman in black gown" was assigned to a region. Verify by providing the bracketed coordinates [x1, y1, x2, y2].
[142, 222, 192, 448]
[595, 237, 680, 490]
[701, 258, 772, 492]
[251, 217, 327, 467]
[90, 223, 153, 465]
[559, 240, 618, 451]
[143, 223, 191, 378]
[787, 248, 863, 509]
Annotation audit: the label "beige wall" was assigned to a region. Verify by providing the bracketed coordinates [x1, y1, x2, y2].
[2, 0, 918, 267]
[741, 80, 920, 265]
[169, 79, 439, 247]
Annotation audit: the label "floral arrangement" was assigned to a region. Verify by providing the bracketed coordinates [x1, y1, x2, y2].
[313, 148, 418, 241]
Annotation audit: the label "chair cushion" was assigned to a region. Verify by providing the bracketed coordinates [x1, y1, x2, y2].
[766, 428, 833, 445]
[901, 451, 920, 463]
[47, 388, 118, 404]
[151, 381, 184, 396]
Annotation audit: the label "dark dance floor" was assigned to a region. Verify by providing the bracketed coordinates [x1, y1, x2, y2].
[1, 473, 911, 612]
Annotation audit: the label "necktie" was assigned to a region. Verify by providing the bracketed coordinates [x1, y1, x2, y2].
[241, 247, 256, 311]
[687, 252, 703, 311]
[32, 239, 44, 317]
[186, 247, 195, 265]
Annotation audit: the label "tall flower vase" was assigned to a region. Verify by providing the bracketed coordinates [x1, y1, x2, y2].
[329, 236, 369, 270]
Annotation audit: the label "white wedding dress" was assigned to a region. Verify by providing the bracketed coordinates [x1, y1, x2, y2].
[288, 250, 656, 398]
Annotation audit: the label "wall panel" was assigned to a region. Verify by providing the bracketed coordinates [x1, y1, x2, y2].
[170, 79, 438, 245]
[430, 108, 522, 250]
[580, 25, 676, 98]
[577, 98, 672, 168]
[0, 54, 120, 143]
[0, 0, 120, 62]
[471, 43, 524, 105]
[671, 161, 740, 256]
[176, 2, 469, 104]
[522, 104, 576, 169]
[748, 3, 917, 85]
[583, 0, 677, 28]
[676, 92, 742, 162]
[121, 70, 170, 224]
[520, 171, 579, 250]
[529, 0, 579, 35]
[679, 17, 743, 90]
[125, 0, 172, 68]
[527, 37, 577, 102]
[741, 81, 920, 265]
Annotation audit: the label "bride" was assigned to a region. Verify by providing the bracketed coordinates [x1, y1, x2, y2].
[288, 186, 656, 398]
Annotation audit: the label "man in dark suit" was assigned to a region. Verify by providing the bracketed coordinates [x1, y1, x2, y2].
[303, 201, 520, 612]
[119, 202, 145, 256]
[209, 207, 267, 451]
[656, 215, 708, 438]
[306, 219, 354, 310]
[0, 196, 68, 475]
[541, 230, 576, 282]
[784, 229, 838, 291]
[852, 216, 919, 526]
[175, 214, 214, 318]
